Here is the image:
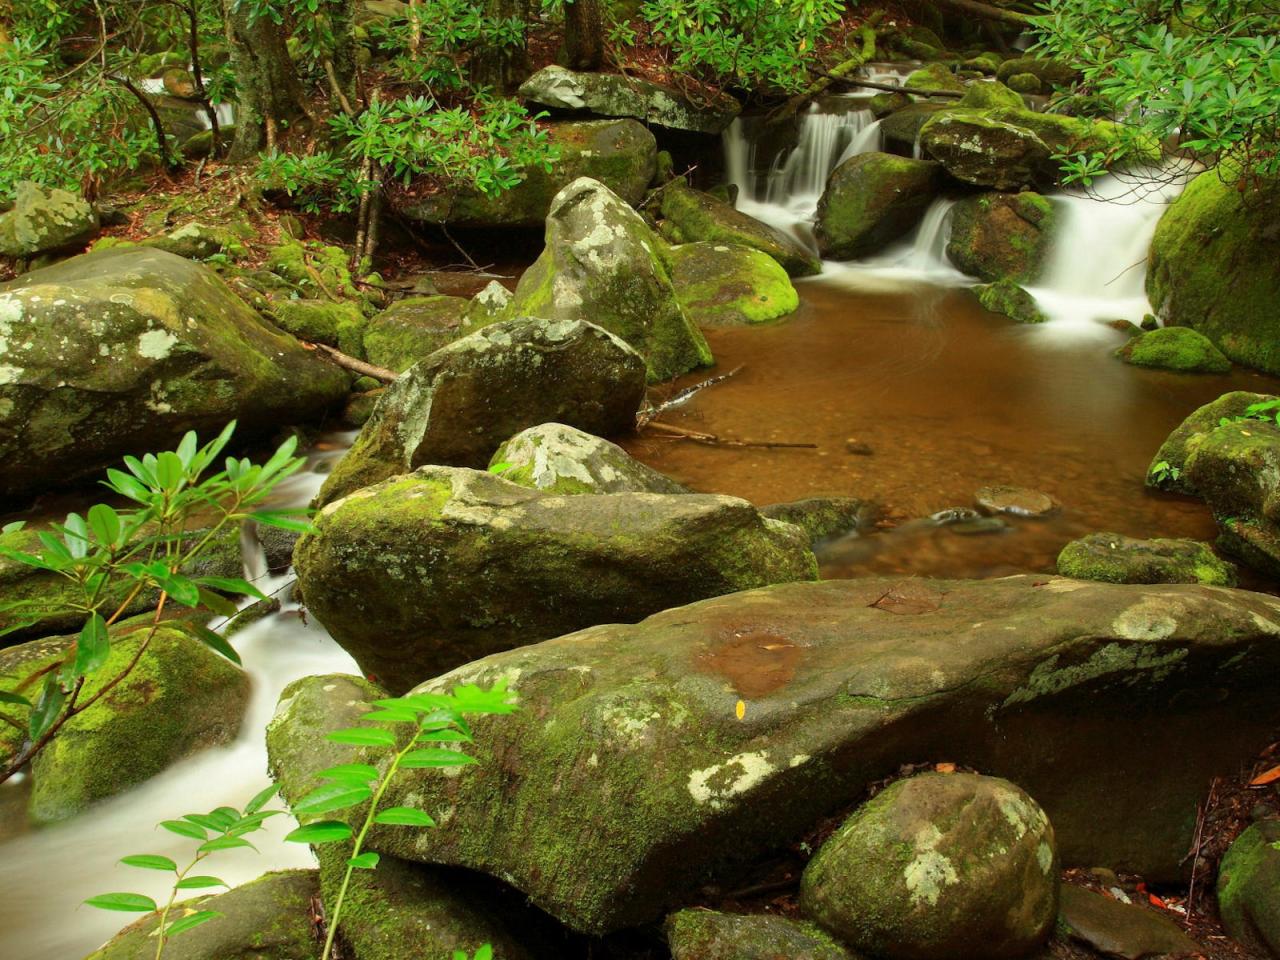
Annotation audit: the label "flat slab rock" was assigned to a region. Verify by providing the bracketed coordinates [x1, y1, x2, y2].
[1059, 885, 1201, 959]
[285, 577, 1280, 934]
[976, 485, 1060, 517]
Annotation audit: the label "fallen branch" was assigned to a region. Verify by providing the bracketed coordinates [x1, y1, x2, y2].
[769, 13, 882, 124]
[809, 69, 965, 99]
[935, 0, 1033, 27]
[645, 421, 816, 450]
[638, 366, 743, 427]
[308, 342, 397, 383]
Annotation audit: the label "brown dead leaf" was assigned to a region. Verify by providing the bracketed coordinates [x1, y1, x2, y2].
[1250, 763, 1280, 786]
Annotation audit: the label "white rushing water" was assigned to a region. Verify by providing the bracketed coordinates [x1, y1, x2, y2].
[0, 439, 358, 959]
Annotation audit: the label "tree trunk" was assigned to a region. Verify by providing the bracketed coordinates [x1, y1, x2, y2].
[469, 0, 529, 92]
[222, 0, 312, 161]
[563, 0, 605, 70]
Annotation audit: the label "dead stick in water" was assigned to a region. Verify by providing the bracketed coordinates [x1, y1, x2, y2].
[638, 365, 744, 427]
[307, 342, 398, 383]
[809, 69, 965, 99]
[645, 421, 817, 450]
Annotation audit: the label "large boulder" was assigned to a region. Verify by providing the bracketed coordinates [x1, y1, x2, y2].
[0, 247, 349, 499]
[519, 66, 740, 134]
[1, 624, 249, 822]
[799, 772, 1058, 960]
[668, 242, 799, 326]
[506, 178, 713, 383]
[295, 466, 816, 692]
[270, 576, 1280, 934]
[0, 181, 99, 257]
[396, 120, 657, 228]
[665, 909, 857, 960]
[1217, 820, 1280, 958]
[816, 153, 942, 259]
[919, 114, 1052, 190]
[1057, 532, 1236, 587]
[1146, 391, 1274, 493]
[657, 181, 821, 277]
[361, 294, 472, 372]
[946, 191, 1055, 283]
[1115, 326, 1231, 373]
[490, 422, 689, 494]
[315, 316, 646, 505]
[1148, 171, 1280, 374]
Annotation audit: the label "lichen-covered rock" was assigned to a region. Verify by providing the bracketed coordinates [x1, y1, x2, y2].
[519, 65, 740, 134]
[1217, 820, 1280, 958]
[507, 178, 713, 382]
[957, 81, 1026, 111]
[0, 247, 349, 499]
[759, 496, 876, 543]
[904, 63, 965, 94]
[266, 241, 364, 302]
[397, 120, 657, 228]
[1183, 419, 1280, 574]
[1059, 884, 1202, 960]
[85, 869, 319, 960]
[975, 278, 1047, 324]
[947, 191, 1055, 283]
[490, 422, 688, 494]
[665, 909, 857, 960]
[463, 280, 512, 327]
[799, 773, 1058, 960]
[0, 624, 249, 822]
[271, 299, 367, 358]
[144, 221, 248, 261]
[816, 152, 942, 260]
[920, 114, 1052, 190]
[657, 181, 821, 277]
[272, 576, 1280, 933]
[1148, 172, 1280, 374]
[1146, 391, 1275, 493]
[1057, 533, 1236, 586]
[1116, 327, 1231, 373]
[668, 242, 798, 326]
[295, 466, 816, 691]
[362, 295, 471, 372]
[316, 316, 646, 505]
[0, 181, 99, 257]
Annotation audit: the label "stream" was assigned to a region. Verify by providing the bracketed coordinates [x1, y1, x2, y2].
[4, 70, 1277, 959]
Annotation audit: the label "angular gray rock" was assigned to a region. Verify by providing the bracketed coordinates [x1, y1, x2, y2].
[490, 422, 688, 494]
[519, 66, 740, 134]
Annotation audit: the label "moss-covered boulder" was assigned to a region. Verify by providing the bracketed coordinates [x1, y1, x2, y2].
[759, 496, 876, 543]
[800, 772, 1058, 960]
[995, 57, 1081, 89]
[668, 242, 798, 325]
[271, 299, 367, 358]
[665, 909, 857, 960]
[904, 63, 965, 94]
[816, 152, 942, 259]
[920, 114, 1052, 190]
[946, 191, 1055, 283]
[880, 103, 952, 157]
[975, 278, 1047, 324]
[266, 241, 365, 302]
[0, 181, 99, 257]
[144, 221, 249, 261]
[362, 295, 471, 372]
[491, 422, 688, 494]
[85, 869, 319, 960]
[1147, 171, 1280, 374]
[316, 316, 646, 505]
[0, 247, 349, 500]
[1115, 326, 1231, 373]
[657, 181, 821, 277]
[1007, 73, 1042, 94]
[519, 65, 740, 134]
[956, 81, 1025, 111]
[1057, 532, 1236, 586]
[274, 576, 1280, 933]
[1183, 420, 1280, 574]
[1146, 391, 1274, 493]
[986, 108, 1145, 169]
[397, 120, 657, 228]
[0, 624, 249, 822]
[295, 465, 816, 691]
[1217, 820, 1280, 958]
[507, 178, 712, 382]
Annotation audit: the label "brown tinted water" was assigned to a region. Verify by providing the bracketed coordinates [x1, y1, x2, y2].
[620, 274, 1279, 580]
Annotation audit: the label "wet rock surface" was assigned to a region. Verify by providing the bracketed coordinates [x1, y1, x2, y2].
[1057, 533, 1236, 587]
[1058, 885, 1202, 960]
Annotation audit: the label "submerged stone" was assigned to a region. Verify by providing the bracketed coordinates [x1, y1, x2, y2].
[1057, 532, 1236, 587]
[974, 485, 1059, 517]
[665, 909, 857, 960]
[491, 422, 688, 494]
[668, 241, 799, 326]
[1115, 327, 1231, 374]
[816, 152, 942, 260]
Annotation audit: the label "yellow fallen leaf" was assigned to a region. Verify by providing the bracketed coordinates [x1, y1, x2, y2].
[735, 699, 746, 720]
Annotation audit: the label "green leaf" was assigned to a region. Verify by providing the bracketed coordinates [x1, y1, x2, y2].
[244, 783, 279, 815]
[160, 819, 207, 840]
[361, 707, 420, 724]
[325, 727, 397, 747]
[318, 763, 381, 783]
[174, 876, 228, 890]
[348, 851, 380, 870]
[0, 689, 31, 707]
[73, 613, 110, 675]
[294, 782, 372, 815]
[400, 748, 477, 769]
[119, 854, 177, 872]
[28, 675, 66, 740]
[250, 510, 316, 535]
[284, 820, 353, 844]
[416, 728, 471, 743]
[373, 807, 436, 827]
[185, 812, 233, 832]
[159, 573, 201, 608]
[197, 835, 256, 854]
[194, 576, 269, 602]
[184, 622, 242, 665]
[86, 503, 122, 549]
[84, 892, 158, 912]
[197, 587, 240, 619]
[163, 910, 222, 937]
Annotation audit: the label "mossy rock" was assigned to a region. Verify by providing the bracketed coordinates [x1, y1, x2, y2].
[870, 92, 911, 118]
[0, 181, 99, 257]
[0, 248, 349, 500]
[957, 81, 1025, 111]
[657, 180, 821, 277]
[1115, 326, 1231, 373]
[920, 114, 1052, 190]
[362, 295, 471, 372]
[1145, 391, 1275, 493]
[975, 278, 1047, 324]
[947, 191, 1055, 283]
[316, 316, 647, 505]
[904, 63, 965, 94]
[759, 496, 877, 544]
[463, 279, 512, 327]
[816, 152, 942, 260]
[341, 387, 384, 428]
[144, 221, 248, 261]
[996, 56, 1081, 89]
[879, 102, 952, 157]
[1008, 73, 1042, 94]
[271, 299, 367, 358]
[507, 178, 713, 382]
[986, 108, 1153, 170]
[491, 422, 688, 494]
[1147, 171, 1280, 375]
[1057, 532, 1237, 587]
[1183, 419, 1280, 574]
[1217, 820, 1280, 957]
[800, 772, 1058, 960]
[85, 869, 320, 960]
[668, 241, 799, 325]
[0, 622, 249, 822]
[266, 241, 364, 304]
[295, 465, 817, 691]
[665, 909, 857, 960]
[396, 120, 657, 228]
[962, 54, 1002, 76]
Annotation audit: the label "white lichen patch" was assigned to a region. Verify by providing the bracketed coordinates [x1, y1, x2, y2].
[137, 328, 179, 360]
[687, 751, 775, 809]
[1111, 598, 1179, 640]
[1037, 841, 1054, 873]
[1002, 641, 1189, 707]
[904, 824, 959, 906]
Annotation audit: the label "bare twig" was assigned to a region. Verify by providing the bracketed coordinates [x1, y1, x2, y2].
[308, 342, 397, 383]
[645, 421, 817, 450]
[637, 366, 744, 427]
